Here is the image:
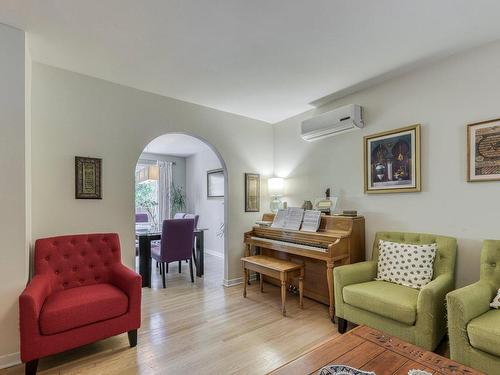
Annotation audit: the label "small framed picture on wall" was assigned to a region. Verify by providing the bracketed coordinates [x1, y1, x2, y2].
[364, 124, 421, 194]
[245, 173, 260, 212]
[75, 156, 102, 199]
[467, 118, 500, 182]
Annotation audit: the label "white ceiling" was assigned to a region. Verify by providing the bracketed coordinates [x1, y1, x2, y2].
[2, 1, 500, 123]
[142, 134, 210, 157]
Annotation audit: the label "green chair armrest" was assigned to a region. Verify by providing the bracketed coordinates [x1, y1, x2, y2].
[446, 281, 495, 326]
[417, 274, 454, 314]
[333, 261, 378, 287]
[446, 281, 495, 364]
[415, 274, 454, 350]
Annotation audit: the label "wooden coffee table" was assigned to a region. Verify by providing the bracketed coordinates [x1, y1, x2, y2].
[269, 325, 483, 375]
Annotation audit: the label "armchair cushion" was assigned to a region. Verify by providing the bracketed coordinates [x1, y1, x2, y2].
[343, 280, 419, 325]
[467, 309, 500, 357]
[40, 283, 128, 335]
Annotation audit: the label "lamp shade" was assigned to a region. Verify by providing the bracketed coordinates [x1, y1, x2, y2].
[136, 165, 160, 183]
[268, 177, 284, 197]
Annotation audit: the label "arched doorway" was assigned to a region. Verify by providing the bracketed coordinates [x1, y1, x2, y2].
[135, 133, 228, 287]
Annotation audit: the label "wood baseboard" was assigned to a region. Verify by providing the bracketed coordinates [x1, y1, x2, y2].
[223, 273, 257, 287]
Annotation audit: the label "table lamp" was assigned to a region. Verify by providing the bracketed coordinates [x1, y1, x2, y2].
[268, 177, 284, 213]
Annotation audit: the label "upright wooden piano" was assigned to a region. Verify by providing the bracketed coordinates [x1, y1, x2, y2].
[244, 213, 365, 320]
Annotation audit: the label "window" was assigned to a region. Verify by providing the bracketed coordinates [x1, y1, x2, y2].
[135, 163, 159, 229]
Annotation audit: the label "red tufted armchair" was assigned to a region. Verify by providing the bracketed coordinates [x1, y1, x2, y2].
[19, 233, 141, 375]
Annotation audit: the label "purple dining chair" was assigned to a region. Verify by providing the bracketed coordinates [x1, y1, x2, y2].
[184, 214, 199, 229]
[135, 213, 149, 223]
[151, 218, 195, 288]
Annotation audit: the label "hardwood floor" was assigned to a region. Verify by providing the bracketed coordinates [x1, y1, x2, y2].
[2, 254, 339, 375]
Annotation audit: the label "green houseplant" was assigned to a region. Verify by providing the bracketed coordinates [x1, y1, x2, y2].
[170, 184, 186, 217]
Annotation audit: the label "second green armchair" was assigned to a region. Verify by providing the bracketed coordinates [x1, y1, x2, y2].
[334, 232, 457, 351]
[446, 240, 500, 375]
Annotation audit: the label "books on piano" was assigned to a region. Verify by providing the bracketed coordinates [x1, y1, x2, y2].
[271, 208, 304, 230]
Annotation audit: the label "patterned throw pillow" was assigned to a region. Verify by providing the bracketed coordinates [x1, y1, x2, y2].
[376, 239, 437, 289]
[491, 289, 500, 309]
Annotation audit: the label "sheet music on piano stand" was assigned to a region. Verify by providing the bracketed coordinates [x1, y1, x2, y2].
[300, 210, 321, 232]
[283, 208, 304, 230]
[270, 208, 304, 231]
[270, 209, 287, 228]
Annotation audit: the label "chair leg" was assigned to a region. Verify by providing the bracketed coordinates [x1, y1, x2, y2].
[243, 269, 248, 297]
[166, 263, 169, 273]
[189, 257, 194, 283]
[156, 261, 159, 268]
[299, 267, 304, 308]
[128, 329, 138, 347]
[159, 261, 162, 275]
[25, 359, 38, 375]
[192, 245, 197, 264]
[337, 317, 348, 334]
[178, 261, 182, 273]
[161, 263, 166, 288]
[280, 279, 287, 316]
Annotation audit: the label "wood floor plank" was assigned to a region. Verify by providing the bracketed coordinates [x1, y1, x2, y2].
[1, 254, 338, 375]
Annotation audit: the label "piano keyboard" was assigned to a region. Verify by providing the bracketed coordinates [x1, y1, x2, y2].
[250, 236, 327, 253]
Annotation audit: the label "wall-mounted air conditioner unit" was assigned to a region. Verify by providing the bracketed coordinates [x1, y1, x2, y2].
[301, 104, 364, 141]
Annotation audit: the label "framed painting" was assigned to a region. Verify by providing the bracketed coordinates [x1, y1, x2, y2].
[467, 118, 500, 182]
[207, 169, 224, 198]
[75, 156, 102, 199]
[245, 173, 260, 212]
[364, 124, 421, 194]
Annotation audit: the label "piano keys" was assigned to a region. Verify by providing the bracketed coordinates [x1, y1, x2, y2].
[244, 213, 365, 320]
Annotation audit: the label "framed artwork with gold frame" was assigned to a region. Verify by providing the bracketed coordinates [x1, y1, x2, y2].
[467, 118, 500, 182]
[364, 124, 421, 194]
[245, 173, 260, 212]
[75, 156, 102, 199]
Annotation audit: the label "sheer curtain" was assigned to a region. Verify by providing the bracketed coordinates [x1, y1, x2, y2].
[157, 161, 173, 227]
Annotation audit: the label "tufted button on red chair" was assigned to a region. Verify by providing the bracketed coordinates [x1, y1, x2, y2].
[19, 233, 141, 375]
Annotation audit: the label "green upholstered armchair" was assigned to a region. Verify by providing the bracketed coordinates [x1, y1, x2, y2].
[334, 232, 457, 351]
[446, 240, 500, 375]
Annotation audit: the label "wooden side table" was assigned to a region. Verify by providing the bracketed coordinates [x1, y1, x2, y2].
[242, 255, 304, 316]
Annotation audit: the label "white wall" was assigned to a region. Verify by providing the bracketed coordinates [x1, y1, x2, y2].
[0, 24, 27, 367]
[186, 149, 224, 257]
[31, 62, 273, 285]
[274, 41, 500, 288]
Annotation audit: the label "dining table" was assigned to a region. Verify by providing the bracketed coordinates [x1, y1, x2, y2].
[136, 228, 207, 288]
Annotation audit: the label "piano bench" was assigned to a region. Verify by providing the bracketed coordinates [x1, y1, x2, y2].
[241, 255, 304, 316]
